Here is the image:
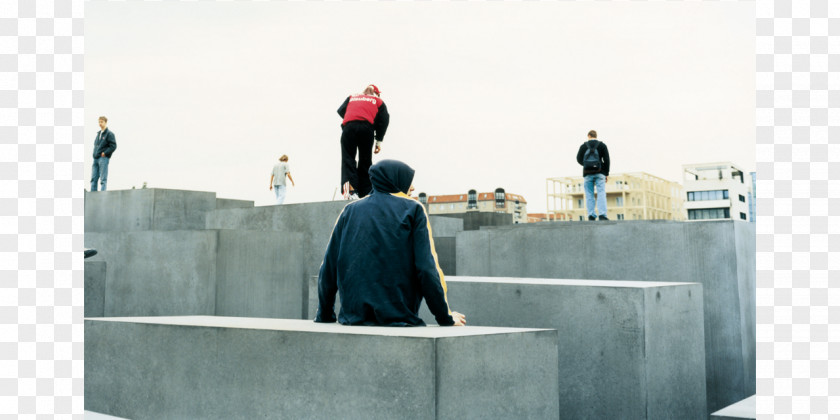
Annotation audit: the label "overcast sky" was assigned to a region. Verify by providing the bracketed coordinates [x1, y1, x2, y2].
[85, 1, 755, 212]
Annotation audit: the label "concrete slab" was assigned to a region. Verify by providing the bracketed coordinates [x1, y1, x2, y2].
[205, 201, 347, 292]
[206, 202, 465, 301]
[711, 395, 756, 419]
[215, 198, 254, 210]
[455, 220, 755, 414]
[85, 316, 559, 420]
[419, 276, 707, 419]
[84, 261, 106, 317]
[428, 215, 464, 237]
[85, 231, 219, 317]
[215, 230, 306, 319]
[85, 189, 218, 232]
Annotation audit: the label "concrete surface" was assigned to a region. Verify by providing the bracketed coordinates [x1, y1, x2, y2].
[433, 212, 512, 231]
[215, 230, 306, 319]
[85, 231, 219, 317]
[215, 198, 254, 210]
[205, 201, 347, 291]
[420, 276, 707, 419]
[85, 189, 219, 232]
[206, 201, 466, 295]
[85, 316, 559, 420]
[428, 216, 464, 275]
[84, 261, 106, 317]
[711, 395, 756, 419]
[428, 215, 464, 237]
[455, 220, 755, 414]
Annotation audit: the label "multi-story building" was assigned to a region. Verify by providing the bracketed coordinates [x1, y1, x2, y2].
[682, 162, 750, 222]
[546, 172, 685, 221]
[418, 188, 528, 224]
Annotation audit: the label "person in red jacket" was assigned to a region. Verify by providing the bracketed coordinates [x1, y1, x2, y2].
[336, 84, 390, 199]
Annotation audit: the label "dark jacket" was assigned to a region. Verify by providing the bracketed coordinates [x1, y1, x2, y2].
[576, 139, 610, 176]
[315, 160, 455, 326]
[337, 95, 390, 141]
[92, 129, 117, 158]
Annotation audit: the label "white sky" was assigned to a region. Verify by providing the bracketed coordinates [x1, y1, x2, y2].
[85, 1, 755, 212]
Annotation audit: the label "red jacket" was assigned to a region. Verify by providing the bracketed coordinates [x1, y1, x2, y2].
[337, 94, 390, 141]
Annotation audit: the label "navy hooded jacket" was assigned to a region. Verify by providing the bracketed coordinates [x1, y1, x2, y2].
[315, 160, 455, 326]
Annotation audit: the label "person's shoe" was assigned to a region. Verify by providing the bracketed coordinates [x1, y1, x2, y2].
[84, 248, 98, 258]
[588, 215, 596, 221]
[598, 215, 609, 221]
[341, 182, 351, 200]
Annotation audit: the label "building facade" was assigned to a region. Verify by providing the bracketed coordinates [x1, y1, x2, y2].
[749, 171, 756, 223]
[682, 162, 751, 222]
[546, 172, 685, 221]
[418, 188, 528, 224]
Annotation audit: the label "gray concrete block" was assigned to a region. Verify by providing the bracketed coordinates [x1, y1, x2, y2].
[215, 230, 306, 319]
[420, 277, 707, 419]
[205, 201, 347, 285]
[85, 231, 218, 316]
[85, 316, 559, 420]
[428, 215, 464, 237]
[433, 212, 512, 231]
[84, 261, 106, 317]
[85, 189, 217, 232]
[455, 220, 755, 414]
[433, 237, 456, 275]
[215, 198, 254, 210]
[206, 204, 467, 285]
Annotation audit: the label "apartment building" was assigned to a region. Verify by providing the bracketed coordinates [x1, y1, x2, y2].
[546, 172, 685, 221]
[418, 188, 528, 224]
[683, 162, 751, 222]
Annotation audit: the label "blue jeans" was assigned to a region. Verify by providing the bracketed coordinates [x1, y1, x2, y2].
[91, 156, 110, 191]
[583, 173, 607, 218]
[273, 185, 286, 205]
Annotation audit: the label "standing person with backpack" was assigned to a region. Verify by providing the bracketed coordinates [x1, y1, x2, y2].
[576, 130, 611, 220]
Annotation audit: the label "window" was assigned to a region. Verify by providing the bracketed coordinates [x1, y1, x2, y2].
[617, 214, 625, 220]
[740, 212, 747, 220]
[467, 190, 477, 209]
[578, 199, 583, 208]
[687, 190, 729, 201]
[616, 196, 624, 207]
[688, 208, 731, 220]
[738, 194, 745, 202]
[495, 188, 506, 208]
[579, 216, 584, 221]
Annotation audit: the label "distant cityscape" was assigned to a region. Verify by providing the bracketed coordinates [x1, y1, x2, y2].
[416, 161, 755, 224]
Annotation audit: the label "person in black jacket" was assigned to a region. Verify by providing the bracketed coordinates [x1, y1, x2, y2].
[315, 159, 466, 327]
[90, 116, 117, 191]
[336, 84, 390, 200]
[576, 130, 610, 220]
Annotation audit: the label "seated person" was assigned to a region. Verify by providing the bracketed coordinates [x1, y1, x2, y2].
[315, 159, 466, 327]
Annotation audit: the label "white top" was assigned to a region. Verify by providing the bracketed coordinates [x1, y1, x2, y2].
[271, 162, 290, 186]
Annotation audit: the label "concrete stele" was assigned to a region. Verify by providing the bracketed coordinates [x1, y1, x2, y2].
[85, 316, 560, 420]
[420, 276, 708, 419]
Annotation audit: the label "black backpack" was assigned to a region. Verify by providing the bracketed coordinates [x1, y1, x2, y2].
[582, 141, 601, 174]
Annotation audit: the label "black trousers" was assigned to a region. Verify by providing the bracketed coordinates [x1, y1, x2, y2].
[340, 121, 375, 198]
